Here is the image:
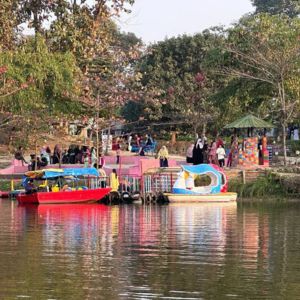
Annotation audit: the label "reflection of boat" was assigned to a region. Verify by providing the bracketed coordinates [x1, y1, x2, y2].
[164, 164, 237, 203]
[37, 204, 111, 220]
[16, 168, 111, 205]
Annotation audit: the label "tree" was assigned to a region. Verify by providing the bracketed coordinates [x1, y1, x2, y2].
[222, 14, 300, 164]
[137, 31, 225, 136]
[251, 0, 300, 17]
[48, 1, 141, 120]
[0, 0, 139, 146]
[17, 0, 66, 34]
[0, 0, 18, 50]
[0, 35, 80, 125]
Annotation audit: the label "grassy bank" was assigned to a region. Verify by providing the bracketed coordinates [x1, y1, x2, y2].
[0, 180, 23, 191]
[228, 172, 300, 199]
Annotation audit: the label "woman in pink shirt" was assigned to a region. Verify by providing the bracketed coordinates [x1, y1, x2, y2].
[208, 140, 217, 164]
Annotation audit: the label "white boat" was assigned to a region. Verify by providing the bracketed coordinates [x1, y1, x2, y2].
[164, 164, 237, 203]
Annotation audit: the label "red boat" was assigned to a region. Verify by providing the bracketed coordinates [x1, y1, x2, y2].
[16, 168, 111, 205]
[0, 191, 9, 198]
[17, 187, 111, 204]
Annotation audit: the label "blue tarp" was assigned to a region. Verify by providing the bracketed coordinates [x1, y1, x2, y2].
[26, 168, 99, 179]
[44, 168, 99, 178]
[61, 168, 99, 178]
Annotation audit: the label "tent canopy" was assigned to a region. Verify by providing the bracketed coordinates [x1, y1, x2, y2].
[224, 114, 274, 129]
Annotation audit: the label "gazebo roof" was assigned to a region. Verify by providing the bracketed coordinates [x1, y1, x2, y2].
[224, 114, 274, 129]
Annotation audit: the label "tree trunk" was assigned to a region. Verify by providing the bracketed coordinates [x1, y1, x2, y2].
[193, 123, 199, 140]
[105, 126, 111, 155]
[202, 122, 207, 138]
[171, 132, 176, 145]
[282, 124, 287, 166]
[279, 81, 287, 166]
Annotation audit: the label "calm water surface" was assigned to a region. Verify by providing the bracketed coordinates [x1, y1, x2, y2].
[1, 200, 300, 299]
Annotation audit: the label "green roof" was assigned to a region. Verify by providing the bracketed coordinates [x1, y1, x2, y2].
[224, 114, 274, 129]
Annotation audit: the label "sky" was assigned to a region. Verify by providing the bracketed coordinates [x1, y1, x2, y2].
[119, 0, 254, 44]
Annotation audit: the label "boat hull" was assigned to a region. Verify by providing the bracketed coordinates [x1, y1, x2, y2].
[16, 188, 111, 205]
[164, 192, 237, 203]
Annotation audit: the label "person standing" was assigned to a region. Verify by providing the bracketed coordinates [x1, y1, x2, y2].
[90, 147, 97, 167]
[95, 164, 107, 188]
[146, 134, 153, 145]
[192, 138, 204, 165]
[157, 145, 169, 167]
[46, 146, 52, 164]
[135, 134, 140, 147]
[186, 143, 194, 163]
[53, 145, 61, 164]
[116, 142, 121, 164]
[208, 140, 217, 164]
[231, 137, 239, 168]
[216, 136, 224, 148]
[216, 144, 226, 168]
[14, 146, 27, 166]
[110, 169, 119, 192]
[28, 154, 36, 171]
[99, 152, 105, 167]
[83, 153, 89, 168]
[128, 134, 132, 151]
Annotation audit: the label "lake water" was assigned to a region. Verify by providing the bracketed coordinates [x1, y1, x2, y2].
[1, 200, 300, 299]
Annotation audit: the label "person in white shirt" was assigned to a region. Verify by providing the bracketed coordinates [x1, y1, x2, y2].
[186, 144, 194, 163]
[216, 144, 226, 168]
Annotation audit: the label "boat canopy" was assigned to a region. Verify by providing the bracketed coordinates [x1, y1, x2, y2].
[24, 168, 99, 179]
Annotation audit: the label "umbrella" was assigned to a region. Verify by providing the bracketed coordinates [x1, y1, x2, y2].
[224, 114, 274, 129]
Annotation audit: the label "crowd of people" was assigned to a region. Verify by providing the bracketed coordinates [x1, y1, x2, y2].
[14, 144, 105, 171]
[185, 135, 240, 168]
[14, 133, 242, 173]
[112, 133, 155, 155]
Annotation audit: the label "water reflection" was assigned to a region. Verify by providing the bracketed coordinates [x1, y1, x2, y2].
[1, 200, 300, 299]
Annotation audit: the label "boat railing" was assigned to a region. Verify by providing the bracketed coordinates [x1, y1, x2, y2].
[115, 174, 142, 194]
[142, 168, 179, 197]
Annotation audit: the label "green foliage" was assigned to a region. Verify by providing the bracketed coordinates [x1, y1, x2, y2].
[0, 180, 22, 191]
[138, 31, 226, 134]
[121, 100, 144, 122]
[0, 35, 80, 114]
[0, 0, 18, 50]
[288, 140, 300, 154]
[1, 0, 299, 147]
[228, 173, 288, 198]
[251, 0, 300, 17]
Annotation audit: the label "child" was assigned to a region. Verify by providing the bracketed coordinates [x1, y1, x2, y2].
[216, 144, 226, 168]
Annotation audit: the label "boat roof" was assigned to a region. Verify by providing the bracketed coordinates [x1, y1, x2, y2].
[25, 168, 99, 179]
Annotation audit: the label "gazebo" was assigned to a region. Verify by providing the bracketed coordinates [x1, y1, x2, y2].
[225, 115, 274, 167]
[224, 114, 274, 136]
